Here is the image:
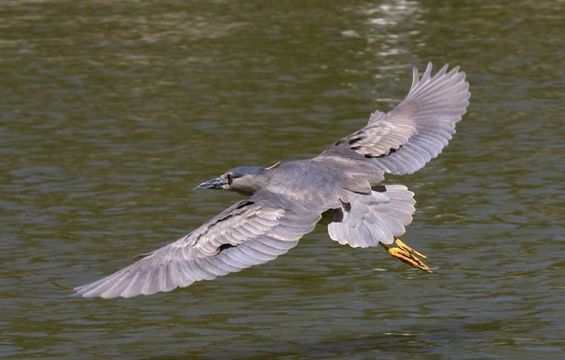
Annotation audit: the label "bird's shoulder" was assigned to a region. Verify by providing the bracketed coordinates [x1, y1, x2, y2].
[258, 158, 383, 211]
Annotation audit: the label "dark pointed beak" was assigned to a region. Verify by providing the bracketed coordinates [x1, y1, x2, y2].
[194, 176, 227, 190]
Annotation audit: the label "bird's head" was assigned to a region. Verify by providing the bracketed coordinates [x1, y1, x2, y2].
[195, 162, 280, 195]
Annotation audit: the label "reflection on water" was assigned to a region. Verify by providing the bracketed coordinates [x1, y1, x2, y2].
[1, 0, 564, 358]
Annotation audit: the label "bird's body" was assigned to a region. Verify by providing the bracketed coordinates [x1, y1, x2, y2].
[75, 63, 470, 299]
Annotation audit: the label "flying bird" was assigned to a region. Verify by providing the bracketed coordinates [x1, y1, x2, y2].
[75, 63, 470, 299]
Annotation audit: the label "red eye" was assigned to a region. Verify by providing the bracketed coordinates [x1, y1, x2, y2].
[227, 173, 234, 185]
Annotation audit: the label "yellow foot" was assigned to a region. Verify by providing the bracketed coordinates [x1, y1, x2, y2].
[381, 239, 433, 273]
[394, 238, 428, 259]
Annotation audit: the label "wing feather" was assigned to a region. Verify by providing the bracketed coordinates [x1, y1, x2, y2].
[321, 63, 470, 175]
[74, 198, 321, 298]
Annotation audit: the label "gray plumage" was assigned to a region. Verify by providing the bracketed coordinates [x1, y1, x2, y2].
[75, 63, 470, 298]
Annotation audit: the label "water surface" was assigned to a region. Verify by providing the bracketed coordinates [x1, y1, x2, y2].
[1, 0, 564, 358]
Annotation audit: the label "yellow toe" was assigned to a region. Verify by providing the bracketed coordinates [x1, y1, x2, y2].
[394, 238, 428, 259]
[385, 240, 433, 273]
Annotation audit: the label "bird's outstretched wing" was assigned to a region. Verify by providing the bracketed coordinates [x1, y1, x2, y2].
[321, 63, 470, 175]
[74, 196, 321, 298]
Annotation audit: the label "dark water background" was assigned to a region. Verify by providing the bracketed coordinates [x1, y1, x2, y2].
[1, 0, 564, 358]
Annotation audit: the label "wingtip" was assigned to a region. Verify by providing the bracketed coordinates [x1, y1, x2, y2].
[423, 62, 433, 80]
[70, 290, 84, 298]
[410, 66, 420, 92]
[437, 63, 449, 77]
[72, 285, 94, 298]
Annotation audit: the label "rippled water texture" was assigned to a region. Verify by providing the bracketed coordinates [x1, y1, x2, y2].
[1, 0, 564, 358]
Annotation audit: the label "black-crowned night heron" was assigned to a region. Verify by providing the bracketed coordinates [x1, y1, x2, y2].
[75, 63, 470, 298]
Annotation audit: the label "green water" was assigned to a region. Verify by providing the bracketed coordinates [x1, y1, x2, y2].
[1, 0, 564, 358]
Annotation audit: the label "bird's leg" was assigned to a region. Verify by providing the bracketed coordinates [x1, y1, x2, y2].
[380, 239, 433, 273]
